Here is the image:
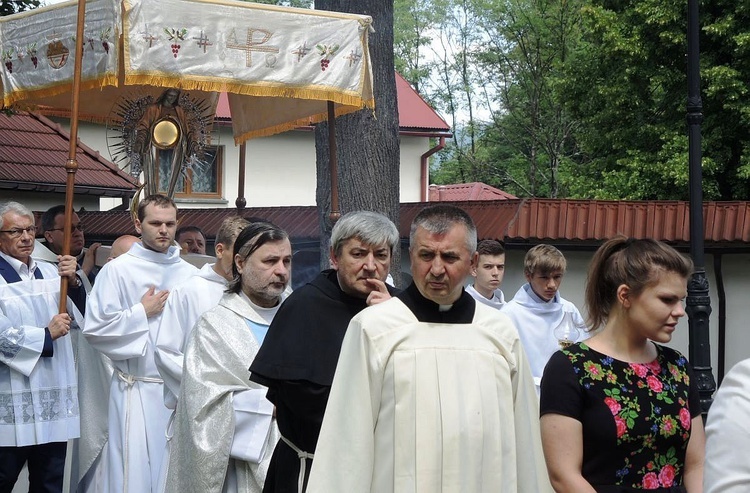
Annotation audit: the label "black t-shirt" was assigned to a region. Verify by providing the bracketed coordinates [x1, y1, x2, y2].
[540, 342, 701, 491]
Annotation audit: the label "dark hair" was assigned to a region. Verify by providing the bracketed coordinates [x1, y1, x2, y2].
[477, 239, 505, 256]
[409, 205, 477, 253]
[137, 194, 177, 222]
[585, 236, 694, 330]
[227, 222, 289, 294]
[41, 205, 66, 233]
[175, 225, 206, 242]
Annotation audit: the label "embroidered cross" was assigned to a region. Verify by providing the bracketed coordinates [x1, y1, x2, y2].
[193, 30, 212, 54]
[227, 28, 279, 68]
[292, 42, 310, 63]
[141, 25, 158, 48]
[45, 29, 61, 42]
[345, 50, 361, 67]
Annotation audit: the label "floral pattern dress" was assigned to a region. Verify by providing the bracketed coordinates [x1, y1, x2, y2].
[540, 342, 701, 492]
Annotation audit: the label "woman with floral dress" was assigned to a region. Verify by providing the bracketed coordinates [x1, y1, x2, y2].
[540, 237, 705, 493]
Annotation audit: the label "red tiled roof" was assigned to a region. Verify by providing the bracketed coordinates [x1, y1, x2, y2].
[79, 206, 320, 241]
[214, 92, 231, 123]
[395, 72, 451, 133]
[77, 199, 750, 249]
[428, 182, 517, 201]
[0, 111, 138, 197]
[214, 72, 451, 135]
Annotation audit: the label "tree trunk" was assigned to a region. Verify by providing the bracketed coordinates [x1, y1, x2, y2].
[314, 0, 402, 284]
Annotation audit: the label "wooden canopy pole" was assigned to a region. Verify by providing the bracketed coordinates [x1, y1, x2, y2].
[58, 0, 87, 313]
[236, 141, 247, 210]
[327, 101, 340, 224]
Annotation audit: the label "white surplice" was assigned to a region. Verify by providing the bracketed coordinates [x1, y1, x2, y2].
[33, 254, 115, 493]
[705, 358, 750, 493]
[165, 292, 278, 493]
[83, 243, 197, 493]
[306, 298, 553, 493]
[466, 283, 506, 309]
[500, 284, 586, 391]
[0, 261, 81, 447]
[153, 263, 226, 493]
[155, 263, 226, 410]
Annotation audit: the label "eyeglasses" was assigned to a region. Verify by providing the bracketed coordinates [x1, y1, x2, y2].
[0, 226, 37, 238]
[47, 224, 85, 233]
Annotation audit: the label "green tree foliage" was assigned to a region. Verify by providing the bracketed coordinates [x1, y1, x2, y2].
[395, 0, 750, 200]
[472, 0, 584, 198]
[698, 1, 750, 199]
[396, 0, 584, 198]
[558, 0, 705, 199]
[393, 0, 436, 93]
[1, 0, 41, 16]
[413, 1, 489, 191]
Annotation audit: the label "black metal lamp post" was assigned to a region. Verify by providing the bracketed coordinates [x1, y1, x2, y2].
[685, 0, 716, 414]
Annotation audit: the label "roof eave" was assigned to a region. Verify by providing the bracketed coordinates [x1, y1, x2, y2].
[0, 181, 137, 198]
[211, 119, 453, 138]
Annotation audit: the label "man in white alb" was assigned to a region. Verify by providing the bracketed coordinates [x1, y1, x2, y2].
[306, 205, 552, 493]
[155, 216, 250, 410]
[83, 194, 197, 493]
[154, 216, 249, 490]
[500, 244, 585, 393]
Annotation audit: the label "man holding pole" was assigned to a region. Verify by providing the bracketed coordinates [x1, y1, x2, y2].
[0, 201, 83, 492]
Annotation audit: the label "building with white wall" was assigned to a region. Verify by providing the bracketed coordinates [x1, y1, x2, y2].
[52, 73, 451, 211]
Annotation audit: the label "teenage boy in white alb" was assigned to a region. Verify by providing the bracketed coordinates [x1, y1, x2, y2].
[501, 244, 585, 393]
[467, 239, 506, 309]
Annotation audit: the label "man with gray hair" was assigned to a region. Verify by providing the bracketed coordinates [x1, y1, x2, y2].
[307, 205, 551, 493]
[250, 210, 399, 492]
[0, 201, 83, 492]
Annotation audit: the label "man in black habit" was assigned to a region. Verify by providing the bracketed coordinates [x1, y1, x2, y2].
[249, 210, 400, 492]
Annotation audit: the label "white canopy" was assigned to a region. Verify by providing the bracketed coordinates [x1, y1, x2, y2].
[0, 0, 374, 143]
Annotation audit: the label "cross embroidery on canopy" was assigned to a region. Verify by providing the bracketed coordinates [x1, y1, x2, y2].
[141, 24, 158, 48]
[227, 28, 279, 67]
[291, 42, 310, 63]
[193, 30, 213, 54]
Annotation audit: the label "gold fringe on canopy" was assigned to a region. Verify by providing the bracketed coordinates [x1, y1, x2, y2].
[1, 0, 374, 145]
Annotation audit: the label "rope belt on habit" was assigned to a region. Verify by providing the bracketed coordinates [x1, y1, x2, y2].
[280, 433, 314, 493]
[116, 369, 163, 493]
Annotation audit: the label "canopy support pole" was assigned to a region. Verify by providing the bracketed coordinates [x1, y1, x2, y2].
[236, 141, 247, 210]
[327, 101, 340, 224]
[59, 0, 87, 313]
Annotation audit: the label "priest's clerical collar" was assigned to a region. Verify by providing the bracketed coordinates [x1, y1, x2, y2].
[397, 282, 475, 324]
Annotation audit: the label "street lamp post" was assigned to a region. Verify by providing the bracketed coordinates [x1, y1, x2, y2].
[685, 0, 716, 414]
